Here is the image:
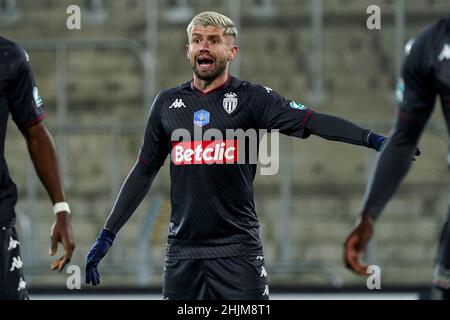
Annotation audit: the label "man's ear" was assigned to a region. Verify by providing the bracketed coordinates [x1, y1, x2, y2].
[186, 44, 190, 60]
[229, 45, 238, 61]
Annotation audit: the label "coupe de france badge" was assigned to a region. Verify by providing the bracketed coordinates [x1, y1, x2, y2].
[193, 109, 210, 127]
[223, 92, 238, 114]
[289, 101, 308, 110]
[33, 87, 43, 108]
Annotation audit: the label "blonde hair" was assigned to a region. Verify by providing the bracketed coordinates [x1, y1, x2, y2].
[187, 11, 238, 39]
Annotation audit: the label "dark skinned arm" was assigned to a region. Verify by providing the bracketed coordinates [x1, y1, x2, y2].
[24, 122, 75, 271]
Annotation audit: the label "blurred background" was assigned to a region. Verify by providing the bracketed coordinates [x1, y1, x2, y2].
[1, 0, 450, 298]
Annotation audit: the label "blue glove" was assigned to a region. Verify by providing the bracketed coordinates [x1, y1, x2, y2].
[368, 132, 421, 160]
[368, 132, 387, 152]
[85, 229, 115, 286]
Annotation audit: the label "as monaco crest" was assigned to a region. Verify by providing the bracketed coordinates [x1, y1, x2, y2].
[223, 92, 238, 114]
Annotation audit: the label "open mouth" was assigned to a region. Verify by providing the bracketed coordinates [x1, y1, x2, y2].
[196, 57, 215, 69]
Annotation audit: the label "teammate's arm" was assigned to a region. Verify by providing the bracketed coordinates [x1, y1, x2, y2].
[344, 115, 429, 275]
[345, 33, 436, 275]
[8, 47, 75, 272]
[24, 123, 75, 271]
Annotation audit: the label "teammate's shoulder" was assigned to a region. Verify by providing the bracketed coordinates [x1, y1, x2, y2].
[403, 16, 448, 66]
[0, 37, 28, 64]
[435, 14, 450, 33]
[409, 16, 448, 51]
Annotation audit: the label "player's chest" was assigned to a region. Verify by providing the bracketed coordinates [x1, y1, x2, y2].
[160, 93, 254, 135]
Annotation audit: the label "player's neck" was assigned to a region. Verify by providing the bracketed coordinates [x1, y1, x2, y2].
[192, 72, 230, 94]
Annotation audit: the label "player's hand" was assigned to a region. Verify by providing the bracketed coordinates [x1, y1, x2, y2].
[49, 212, 75, 272]
[344, 214, 374, 275]
[85, 229, 115, 286]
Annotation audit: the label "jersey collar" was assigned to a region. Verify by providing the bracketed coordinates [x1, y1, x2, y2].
[190, 76, 234, 97]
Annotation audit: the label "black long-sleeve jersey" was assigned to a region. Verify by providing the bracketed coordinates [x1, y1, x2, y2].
[363, 15, 450, 219]
[0, 37, 46, 227]
[139, 77, 313, 259]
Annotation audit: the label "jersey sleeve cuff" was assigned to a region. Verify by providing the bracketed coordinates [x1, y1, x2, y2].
[23, 113, 46, 130]
[139, 154, 151, 166]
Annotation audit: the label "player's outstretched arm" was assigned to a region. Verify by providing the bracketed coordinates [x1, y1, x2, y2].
[305, 112, 421, 157]
[24, 122, 75, 272]
[85, 160, 159, 286]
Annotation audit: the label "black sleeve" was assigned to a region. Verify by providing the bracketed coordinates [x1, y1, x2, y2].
[305, 112, 372, 147]
[105, 94, 169, 234]
[362, 31, 436, 220]
[251, 85, 313, 138]
[139, 93, 170, 167]
[7, 46, 46, 132]
[105, 161, 159, 234]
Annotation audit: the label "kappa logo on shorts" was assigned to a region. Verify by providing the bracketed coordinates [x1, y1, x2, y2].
[17, 277, 27, 291]
[8, 236, 20, 251]
[262, 284, 269, 296]
[260, 266, 268, 278]
[10, 256, 23, 271]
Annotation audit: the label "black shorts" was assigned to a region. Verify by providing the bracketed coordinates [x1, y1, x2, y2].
[0, 227, 29, 300]
[163, 255, 269, 300]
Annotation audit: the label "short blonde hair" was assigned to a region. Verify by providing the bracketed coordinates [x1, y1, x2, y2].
[187, 11, 238, 39]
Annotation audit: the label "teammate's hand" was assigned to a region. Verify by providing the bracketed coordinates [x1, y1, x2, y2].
[344, 214, 374, 275]
[85, 229, 115, 286]
[49, 212, 75, 272]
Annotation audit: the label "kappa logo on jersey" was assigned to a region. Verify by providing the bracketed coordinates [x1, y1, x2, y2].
[263, 86, 273, 93]
[8, 236, 20, 251]
[172, 140, 238, 165]
[33, 87, 43, 108]
[223, 92, 238, 114]
[289, 101, 308, 110]
[169, 99, 187, 109]
[404, 38, 415, 56]
[193, 109, 210, 127]
[438, 43, 450, 61]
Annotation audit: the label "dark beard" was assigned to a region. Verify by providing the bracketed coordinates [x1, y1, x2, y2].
[192, 58, 228, 82]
